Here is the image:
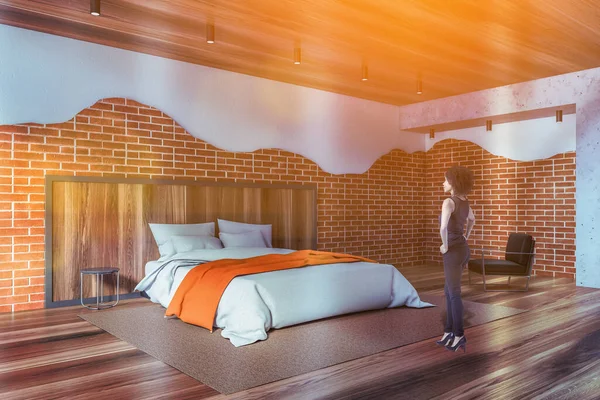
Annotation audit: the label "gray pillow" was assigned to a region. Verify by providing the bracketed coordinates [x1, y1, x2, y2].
[171, 235, 223, 253]
[217, 219, 272, 248]
[149, 222, 215, 257]
[219, 230, 268, 248]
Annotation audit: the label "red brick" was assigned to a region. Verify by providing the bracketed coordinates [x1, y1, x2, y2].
[14, 301, 44, 311]
[13, 278, 28, 286]
[0, 295, 28, 305]
[13, 269, 44, 278]
[14, 285, 44, 295]
[0, 279, 12, 288]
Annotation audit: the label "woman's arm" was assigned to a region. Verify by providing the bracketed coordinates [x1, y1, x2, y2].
[439, 198, 454, 254]
[465, 206, 475, 240]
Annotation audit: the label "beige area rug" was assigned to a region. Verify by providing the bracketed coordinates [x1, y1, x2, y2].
[79, 294, 525, 394]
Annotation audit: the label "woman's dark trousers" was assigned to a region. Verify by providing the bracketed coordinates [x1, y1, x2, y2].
[443, 244, 470, 337]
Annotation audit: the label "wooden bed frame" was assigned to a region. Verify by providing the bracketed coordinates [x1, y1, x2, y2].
[44, 175, 317, 308]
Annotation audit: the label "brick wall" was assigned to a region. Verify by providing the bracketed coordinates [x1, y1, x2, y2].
[423, 139, 576, 278]
[0, 100, 577, 313]
[0, 98, 427, 312]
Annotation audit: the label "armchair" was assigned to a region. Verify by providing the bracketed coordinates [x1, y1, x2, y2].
[468, 232, 536, 292]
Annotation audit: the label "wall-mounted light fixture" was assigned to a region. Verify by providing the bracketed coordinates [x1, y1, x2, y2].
[361, 62, 368, 81]
[90, 0, 100, 16]
[556, 109, 563, 123]
[206, 23, 215, 44]
[429, 128, 435, 139]
[417, 79, 423, 95]
[486, 120, 493, 131]
[294, 46, 301, 65]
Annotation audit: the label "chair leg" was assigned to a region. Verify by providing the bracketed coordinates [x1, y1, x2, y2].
[114, 271, 120, 307]
[508, 276, 511, 286]
[483, 267, 487, 292]
[80, 272, 84, 308]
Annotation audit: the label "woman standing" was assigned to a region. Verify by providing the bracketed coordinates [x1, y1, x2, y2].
[436, 166, 475, 352]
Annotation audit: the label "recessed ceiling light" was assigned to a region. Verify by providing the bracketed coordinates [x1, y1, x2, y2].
[294, 47, 301, 65]
[206, 23, 215, 44]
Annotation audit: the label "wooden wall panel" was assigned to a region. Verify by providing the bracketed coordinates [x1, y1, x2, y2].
[52, 182, 120, 301]
[140, 184, 188, 264]
[184, 185, 317, 249]
[184, 186, 211, 223]
[292, 189, 317, 250]
[51, 181, 67, 302]
[263, 188, 292, 249]
[117, 184, 145, 293]
[48, 177, 316, 305]
[142, 184, 187, 224]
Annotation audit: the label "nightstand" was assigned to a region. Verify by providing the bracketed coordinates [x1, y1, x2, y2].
[80, 268, 120, 310]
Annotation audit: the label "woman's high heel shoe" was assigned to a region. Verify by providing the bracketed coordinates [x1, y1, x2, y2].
[436, 333, 454, 346]
[446, 336, 467, 353]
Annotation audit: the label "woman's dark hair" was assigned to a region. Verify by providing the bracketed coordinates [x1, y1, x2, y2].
[445, 166, 474, 196]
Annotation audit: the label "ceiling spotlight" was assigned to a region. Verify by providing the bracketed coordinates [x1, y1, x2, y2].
[206, 23, 215, 44]
[417, 79, 423, 95]
[556, 109, 563, 123]
[294, 47, 301, 65]
[486, 120, 493, 131]
[429, 129, 435, 139]
[90, 0, 100, 16]
[361, 63, 368, 81]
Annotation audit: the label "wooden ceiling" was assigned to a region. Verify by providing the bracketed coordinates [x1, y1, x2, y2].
[1, 0, 600, 106]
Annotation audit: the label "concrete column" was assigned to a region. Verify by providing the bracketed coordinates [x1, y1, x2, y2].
[575, 94, 600, 289]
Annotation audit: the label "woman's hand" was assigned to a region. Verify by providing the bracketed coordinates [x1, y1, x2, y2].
[440, 244, 448, 254]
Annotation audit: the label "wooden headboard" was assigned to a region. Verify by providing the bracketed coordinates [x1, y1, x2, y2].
[45, 176, 317, 308]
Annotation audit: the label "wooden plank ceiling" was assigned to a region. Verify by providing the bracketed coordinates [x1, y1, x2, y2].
[1, 0, 600, 106]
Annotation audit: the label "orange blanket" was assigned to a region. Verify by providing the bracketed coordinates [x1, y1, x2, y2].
[165, 250, 375, 331]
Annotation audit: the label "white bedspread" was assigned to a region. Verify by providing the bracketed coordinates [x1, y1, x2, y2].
[135, 248, 433, 347]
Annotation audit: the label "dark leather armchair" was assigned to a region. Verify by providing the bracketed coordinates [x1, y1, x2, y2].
[468, 233, 536, 292]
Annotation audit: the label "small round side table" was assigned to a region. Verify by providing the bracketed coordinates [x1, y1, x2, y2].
[80, 268, 120, 310]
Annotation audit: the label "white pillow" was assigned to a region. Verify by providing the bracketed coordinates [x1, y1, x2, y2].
[217, 219, 272, 248]
[219, 231, 268, 248]
[149, 222, 215, 257]
[171, 235, 223, 253]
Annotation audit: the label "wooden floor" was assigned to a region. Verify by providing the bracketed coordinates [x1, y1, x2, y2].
[2, 266, 600, 400]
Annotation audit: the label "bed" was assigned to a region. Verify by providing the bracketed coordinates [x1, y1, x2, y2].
[135, 245, 434, 347]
